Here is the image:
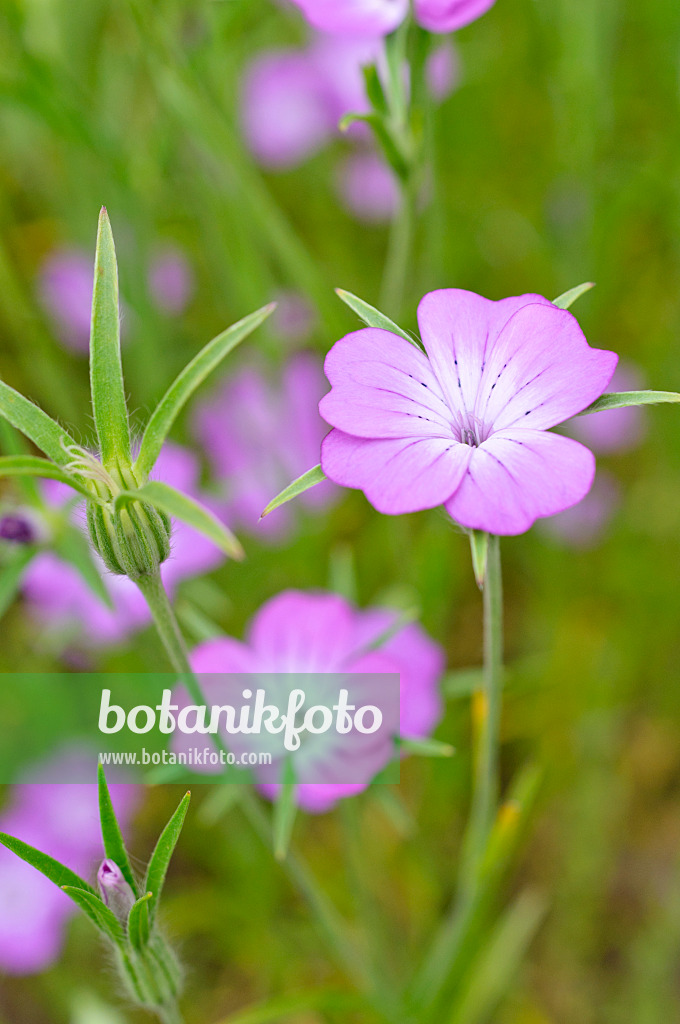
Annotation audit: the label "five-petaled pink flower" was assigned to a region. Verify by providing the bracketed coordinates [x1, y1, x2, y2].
[287, 0, 496, 36]
[319, 290, 618, 536]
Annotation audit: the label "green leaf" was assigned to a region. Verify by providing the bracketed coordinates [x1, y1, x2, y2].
[441, 668, 485, 700]
[338, 112, 410, 180]
[399, 737, 455, 758]
[468, 530, 489, 590]
[552, 282, 595, 310]
[362, 64, 389, 117]
[61, 886, 125, 946]
[0, 378, 80, 469]
[0, 455, 98, 502]
[54, 525, 113, 609]
[335, 289, 419, 347]
[261, 464, 327, 519]
[127, 891, 153, 950]
[144, 791, 191, 922]
[0, 546, 35, 621]
[273, 760, 298, 862]
[97, 762, 139, 894]
[580, 390, 680, 415]
[134, 303, 276, 478]
[89, 208, 132, 470]
[448, 889, 546, 1024]
[0, 831, 95, 894]
[115, 482, 244, 560]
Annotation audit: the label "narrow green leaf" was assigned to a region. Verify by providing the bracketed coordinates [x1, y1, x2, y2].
[115, 482, 244, 560]
[335, 289, 419, 347]
[134, 303, 276, 478]
[580, 390, 680, 415]
[338, 112, 409, 180]
[0, 831, 95, 894]
[54, 525, 113, 609]
[441, 668, 485, 700]
[0, 455, 96, 502]
[399, 737, 455, 758]
[0, 378, 79, 469]
[61, 886, 125, 946]
[90, 208, 132, 470]
[362, 64, 389, 117]
[261, 464, 327, 519]
[144, 791, 191, 922]
[468, 530, 488, 590]
[97, 762, 139, 894]
[0, 547, 35, 620]
[552, 282, 595, 310]
[127, 891, 153, 950]
[273, 760, 298, 862]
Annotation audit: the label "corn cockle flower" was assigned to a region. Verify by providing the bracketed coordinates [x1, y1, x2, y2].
[286, 0, 496, 35]
[319, 290, 618, 536]
[187, 589, 445, 812]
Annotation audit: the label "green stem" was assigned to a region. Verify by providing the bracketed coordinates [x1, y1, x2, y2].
[379, 178, 415, 320]
[459, 534, 504, 890]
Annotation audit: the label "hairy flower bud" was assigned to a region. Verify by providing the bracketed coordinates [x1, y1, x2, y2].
[97, 859, 136, 922]
[85, 465, 171, 581]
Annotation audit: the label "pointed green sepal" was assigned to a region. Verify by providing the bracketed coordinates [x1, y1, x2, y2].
[0, 379, 80, 469]
[469, 530, 489, 589]
[98, 762, 139, 895]
[61, 885, 126, 946]
[581, 390, 680, 415]
[398, 737, 455, 758]
[0, 831, 95, 894]
[90, 208, 132, 470]
[134, 303, 276, 478]
[261, 464, 326, 519]
[0, 455, 98, 501]
[144, 792, 191, 922]
[335, 289, 419, 347]
[552, 282, 595, 310]
[127, 892, 153, 950]
[115, 482, 243, 560]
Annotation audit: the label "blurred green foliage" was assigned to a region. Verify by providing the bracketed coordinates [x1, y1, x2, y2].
[1, 0, 680, 1022]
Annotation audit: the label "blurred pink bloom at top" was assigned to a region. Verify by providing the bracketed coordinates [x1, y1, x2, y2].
[37, 249, 96, 353]
[0, 750, 137, 974]
[287, 0, 495, 35]
[539, 471, 621, 549]
[189, 589, 445, 812]
[22, 443, 224, 648]
[562, 362, 647, 455]
[192, 353, 337, 541]
[148, 245, 195, 316]
[320, 290, 618, 536]
[336, 150, 400, 223]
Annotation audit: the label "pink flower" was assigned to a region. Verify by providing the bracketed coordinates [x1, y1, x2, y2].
[22, 444, 224, 647]
[148, 245, 195, 316]
[287, 0, 495, 35]
[37, 249, 98, 354]
[319, 290, 618, 536]
[188, 590, 445, 812]
[0, 751, 137, 974]
[193, 354, 337, 540]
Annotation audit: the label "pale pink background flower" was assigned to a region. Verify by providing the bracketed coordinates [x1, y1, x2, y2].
[286, 0, 495, 35]
[336, 151, 400, 223]
[148, 245, 195, 316]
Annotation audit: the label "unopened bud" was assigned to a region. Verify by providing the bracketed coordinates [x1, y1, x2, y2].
[86, 466, 171, 581]
[97, 859, 136, 922]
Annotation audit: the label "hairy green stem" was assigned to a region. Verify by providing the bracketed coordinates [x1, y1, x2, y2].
[459, 534, 504, 889]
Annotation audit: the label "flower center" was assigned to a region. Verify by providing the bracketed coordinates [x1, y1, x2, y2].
[459, 427, 479, 447]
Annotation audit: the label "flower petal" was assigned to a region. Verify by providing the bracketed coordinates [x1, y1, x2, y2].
[320, 328, 452, 439]
[445, 428, 596, 535]
[476, 303, 618, 432]
[321, 428, 472, 514]
[416, 289, 553, 431]
[289, 0, 408, 36]
[248, 590, 356, 672]
[415, 0, 496, 33]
